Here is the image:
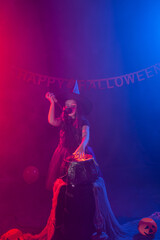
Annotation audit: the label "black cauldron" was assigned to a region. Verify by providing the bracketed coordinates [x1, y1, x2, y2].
[62, 154, 99, 185]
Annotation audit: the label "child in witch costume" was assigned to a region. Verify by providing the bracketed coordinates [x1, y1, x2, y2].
[44, 89, 125, 239]
[46, 90, 94, 190]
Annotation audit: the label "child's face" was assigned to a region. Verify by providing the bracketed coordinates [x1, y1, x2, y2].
[65, 99, 77, 117]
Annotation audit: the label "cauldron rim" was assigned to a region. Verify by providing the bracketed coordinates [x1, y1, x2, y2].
[65, 154, 94, 163]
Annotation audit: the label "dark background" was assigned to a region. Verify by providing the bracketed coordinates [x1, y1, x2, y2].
[0, 0, 160, 234]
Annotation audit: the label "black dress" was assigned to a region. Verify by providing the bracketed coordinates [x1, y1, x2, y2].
[46, 116, 93, 190]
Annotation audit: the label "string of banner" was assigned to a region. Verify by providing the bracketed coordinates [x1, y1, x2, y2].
[13, 63, 160, 90]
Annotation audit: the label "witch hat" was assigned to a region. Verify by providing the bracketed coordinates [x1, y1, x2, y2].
[57, 80, 92, 115]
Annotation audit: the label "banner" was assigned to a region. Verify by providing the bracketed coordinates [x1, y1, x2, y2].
[12, 63, 160, 90]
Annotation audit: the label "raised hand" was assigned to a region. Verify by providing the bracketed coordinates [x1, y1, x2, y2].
[45, 92, 57, 103]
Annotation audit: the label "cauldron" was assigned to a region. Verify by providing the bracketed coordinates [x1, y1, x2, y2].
[61, 154, 99, 185]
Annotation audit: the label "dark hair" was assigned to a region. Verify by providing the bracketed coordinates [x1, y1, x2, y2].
[58, 92, 92, 116]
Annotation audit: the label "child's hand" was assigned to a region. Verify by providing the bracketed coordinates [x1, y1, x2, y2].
[45, 92, 57, 103]
[73, 145, 85, 159]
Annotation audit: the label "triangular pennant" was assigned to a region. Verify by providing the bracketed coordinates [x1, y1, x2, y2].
[73, 80, 80, 94]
